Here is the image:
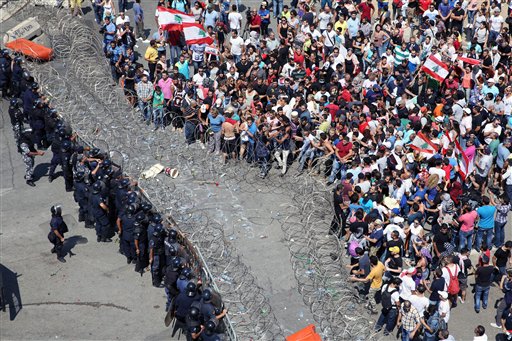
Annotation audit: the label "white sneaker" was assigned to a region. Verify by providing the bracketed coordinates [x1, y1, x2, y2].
[137, 37, 143, 41]
[142, 39, 150, 44]
[490, 323, 501, 328]
[134, 44, 139, 48]
[200, 143, 206, 150]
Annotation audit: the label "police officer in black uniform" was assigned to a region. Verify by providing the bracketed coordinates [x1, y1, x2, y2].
[0, 49, 11, 97]
[117, 203, 138, 264]
[134, 211, 149, 274]
[200, 289, 228, 334]
[149, 223, 166, 287]
[73, 171, 92, 226]
[10, 57, 24, 98]
[115, 178, 131, 217]
[177, 267, 194, 293]
[202, 319, 226, 341]
[48, 205, 69, 263]
[29, 98, 47, 149]
[60, 140, 75, 192]
[164, 256, 182, 311]
[185, 306, 203, 341]
[8, 98, 24, 143]
[174, 282, 201, 331]
[48, 127, 65, 183]
[90, 181, 112, 243]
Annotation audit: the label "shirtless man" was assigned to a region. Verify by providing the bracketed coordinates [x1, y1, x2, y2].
[221, 109, 239, 164]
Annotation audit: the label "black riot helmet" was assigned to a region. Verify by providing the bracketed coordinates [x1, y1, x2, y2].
[48, 108, 58, 118]
[141, 202, 153, 212]
[151, 213, 162, 224]
[127, 191, 139, 204]
[9, 98, 22, 108]
[0, 49, 9, 57]
[22, 70, 31, 80]
[171, 256, 182, 270]
[31, 82, 39, 90]
[118, 178, 130, 189]
[90, 147, 101, 158]
[92, 181, 103, 194]
[126, 203, 138, 216]
[205, 319, 218, 332]
[135, 211, 146, 222]
[14, 56, 22, 64]
[180, 267, 193, 279]
[102, 159, 112, 169]
[153, 223, 164, 237]
[186, 282, 197, 297]
[202, 288, 212, 303]
[168, 229, 178, 240]
[50, 204, 62, 216]
[189, 306, 200, 321]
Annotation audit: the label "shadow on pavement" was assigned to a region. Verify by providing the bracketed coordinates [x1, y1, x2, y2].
[0, 264, 23, 321]
[32, 162, 51, 181]
[62, 235, 88, 258]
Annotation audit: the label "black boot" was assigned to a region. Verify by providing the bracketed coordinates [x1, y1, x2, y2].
[48, 175, 54, 183]
[26, 180, 36, 187]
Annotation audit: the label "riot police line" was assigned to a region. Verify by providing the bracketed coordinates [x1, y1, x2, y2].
[2, 49, 232, 341]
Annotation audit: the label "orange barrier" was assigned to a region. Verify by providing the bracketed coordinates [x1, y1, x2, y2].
[285, 325, 322, 341]
[5, 38, 53, 61]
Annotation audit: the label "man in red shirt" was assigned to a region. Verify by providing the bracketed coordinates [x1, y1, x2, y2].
[249, 9, 262, 34]
[358, 0, 375, 22]
[328, 136, 354, 185]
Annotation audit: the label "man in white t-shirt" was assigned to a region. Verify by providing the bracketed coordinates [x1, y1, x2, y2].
[409, 284, 429, 316]
[228, 4, 242, 31]
[229, 30, 245, 63]
[317, 6, 332, 32]
[438, 291, 451, 323]
[116, 11, 130, 26]
[489, 8, 504, 42]
[399, 267, 417, 301]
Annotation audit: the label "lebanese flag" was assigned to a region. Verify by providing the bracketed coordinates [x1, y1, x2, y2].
[458, 56, 481, 65]
[156, 6, 195, 31]
[182, 23, 214, 45]
[421, 55, 449, 82]
[453, 139, 475, 180]
[409, 131, 438, 159]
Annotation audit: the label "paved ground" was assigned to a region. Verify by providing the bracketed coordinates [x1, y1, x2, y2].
[0, 101, 171, 340]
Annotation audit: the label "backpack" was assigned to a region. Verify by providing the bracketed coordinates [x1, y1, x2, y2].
[428, 314, 447, 335]
[446, 266, 460, 295]
[381, 285, 398, 313]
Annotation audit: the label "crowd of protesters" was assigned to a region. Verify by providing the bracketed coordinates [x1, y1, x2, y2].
[6, 0, 512, 339]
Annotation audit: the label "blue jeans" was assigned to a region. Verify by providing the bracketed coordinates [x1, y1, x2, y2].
[233, 54, 241, 64]
[495, 221, 506, 248]
[489, 30, 500, 44]
[506, 184, 512, 202]
[184, 120, 196, 145]
[321, 0, 332, 8]
[93, 3, 104, 23]
[273, 0, 283, 17]
[459, 230, 473, 251]
[169, 45, 182, 66]
[138, 101, 151, 121]
[153, 107, 163, 128]
[246, 142, 255, 163]
[474, 284, 490, 311]
[375, 308, 398, 334]
[475, 228, 493, 251]
[118, 0, 127, 12]
[328, 159, 347, 183]
[401, 328, 415, 341]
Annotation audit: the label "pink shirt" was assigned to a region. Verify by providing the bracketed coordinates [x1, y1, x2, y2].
[157, 77, 173, 100]
[458, 210, 477, 232]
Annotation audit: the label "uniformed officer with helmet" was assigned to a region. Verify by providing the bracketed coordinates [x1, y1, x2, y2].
[18, 128, 44, 187]
[48, 205, 69, 263]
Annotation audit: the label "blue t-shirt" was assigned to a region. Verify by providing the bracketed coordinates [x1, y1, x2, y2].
[208, 114, 225, 133]
[248, 122, 257, 144]
[477, 205, 496, 229]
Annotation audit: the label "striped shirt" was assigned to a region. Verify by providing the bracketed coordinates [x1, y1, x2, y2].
[394, 46, 410, 67]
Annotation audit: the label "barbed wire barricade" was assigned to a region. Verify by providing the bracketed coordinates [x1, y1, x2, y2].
[14, 5, 383, 340]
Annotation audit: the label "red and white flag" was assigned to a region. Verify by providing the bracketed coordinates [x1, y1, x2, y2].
[421, 55, 449, 82]
[453, 139, 475, 180]
[182, 23, 214, 45]
[458, 56, 481, 65]
[409, 131, 438, 159]
[156, 6, 195, 31]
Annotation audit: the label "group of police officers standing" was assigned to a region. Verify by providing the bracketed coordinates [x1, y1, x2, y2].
[1, 49, 228, 341]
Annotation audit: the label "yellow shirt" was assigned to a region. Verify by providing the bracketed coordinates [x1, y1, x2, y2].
[366, 261, 385, 289]
[334, 21, 348, 35]
[145, 46, 158, 63]
[319, 121, 330, 133]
